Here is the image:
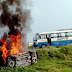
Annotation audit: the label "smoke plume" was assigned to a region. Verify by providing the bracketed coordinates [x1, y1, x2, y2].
[0, 0, 31, 48]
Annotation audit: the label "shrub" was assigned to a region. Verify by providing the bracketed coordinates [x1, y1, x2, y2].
[55, 53, 66, 60]
[37, 49, 49, 59]
[48, 51, 54, 58]
[60, 45, 72, 55]
[37, 47, 68, 60]
[48, 49, 59, 58]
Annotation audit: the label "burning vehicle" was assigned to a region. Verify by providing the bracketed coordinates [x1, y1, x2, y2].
[0, 48, 37, 67]
[0, 0, 37, 67]
[5, 49, 37, 67]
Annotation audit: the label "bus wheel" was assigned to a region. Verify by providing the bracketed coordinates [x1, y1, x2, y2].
[42, 44, 46, 48]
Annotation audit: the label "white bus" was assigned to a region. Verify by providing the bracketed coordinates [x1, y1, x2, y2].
[33, 29, 72, 48]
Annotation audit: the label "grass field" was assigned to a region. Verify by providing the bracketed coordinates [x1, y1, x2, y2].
[27, 45, 72, 72]
[27, 59, 72, 72]
[0, 45, 72, 72]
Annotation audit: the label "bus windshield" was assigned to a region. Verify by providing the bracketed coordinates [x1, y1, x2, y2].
[33, 33, 39, 41]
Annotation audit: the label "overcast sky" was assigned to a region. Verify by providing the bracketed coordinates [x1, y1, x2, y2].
[27, 0, 72, 41]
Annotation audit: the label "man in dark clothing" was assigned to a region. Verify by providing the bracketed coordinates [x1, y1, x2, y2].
[47, 34, 51, 46]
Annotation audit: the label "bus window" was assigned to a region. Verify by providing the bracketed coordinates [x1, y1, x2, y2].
[66, 32, 72, 36]
[44, 35, 46, 39]
[51, 33, 58, 38]
[57, 33, 61, 37]
[61, 33, 65, 37]
[53, 33, 58, 38]
[40, 35, 42, 39]
[39, 35, 41, 39]
[51, 34, 54, 38]
[40, 34, 46, 39]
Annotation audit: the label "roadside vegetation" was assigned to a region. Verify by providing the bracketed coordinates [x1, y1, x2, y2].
[0, 45, 72, 72]
[27, 45, 72, 72]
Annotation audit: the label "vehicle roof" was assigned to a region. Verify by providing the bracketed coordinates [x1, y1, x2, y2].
[39, 29, 72, 35]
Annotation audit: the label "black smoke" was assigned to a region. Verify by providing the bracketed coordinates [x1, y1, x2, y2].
[0, 0, 31, 49]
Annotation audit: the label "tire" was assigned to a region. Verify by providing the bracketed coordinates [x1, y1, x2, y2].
[6, 58, 16, 68]
[42, 44, 46, 48]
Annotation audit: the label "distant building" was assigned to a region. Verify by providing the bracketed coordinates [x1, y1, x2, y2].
[28, 41, 33, 46]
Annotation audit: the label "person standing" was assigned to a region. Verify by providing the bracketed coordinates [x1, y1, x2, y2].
[47, 34, 51, 46]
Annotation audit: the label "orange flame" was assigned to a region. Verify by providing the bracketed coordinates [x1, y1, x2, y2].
[1, 31, 23, 63]
[1, 38, 9, 63]
[10, 31, 23, 54]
